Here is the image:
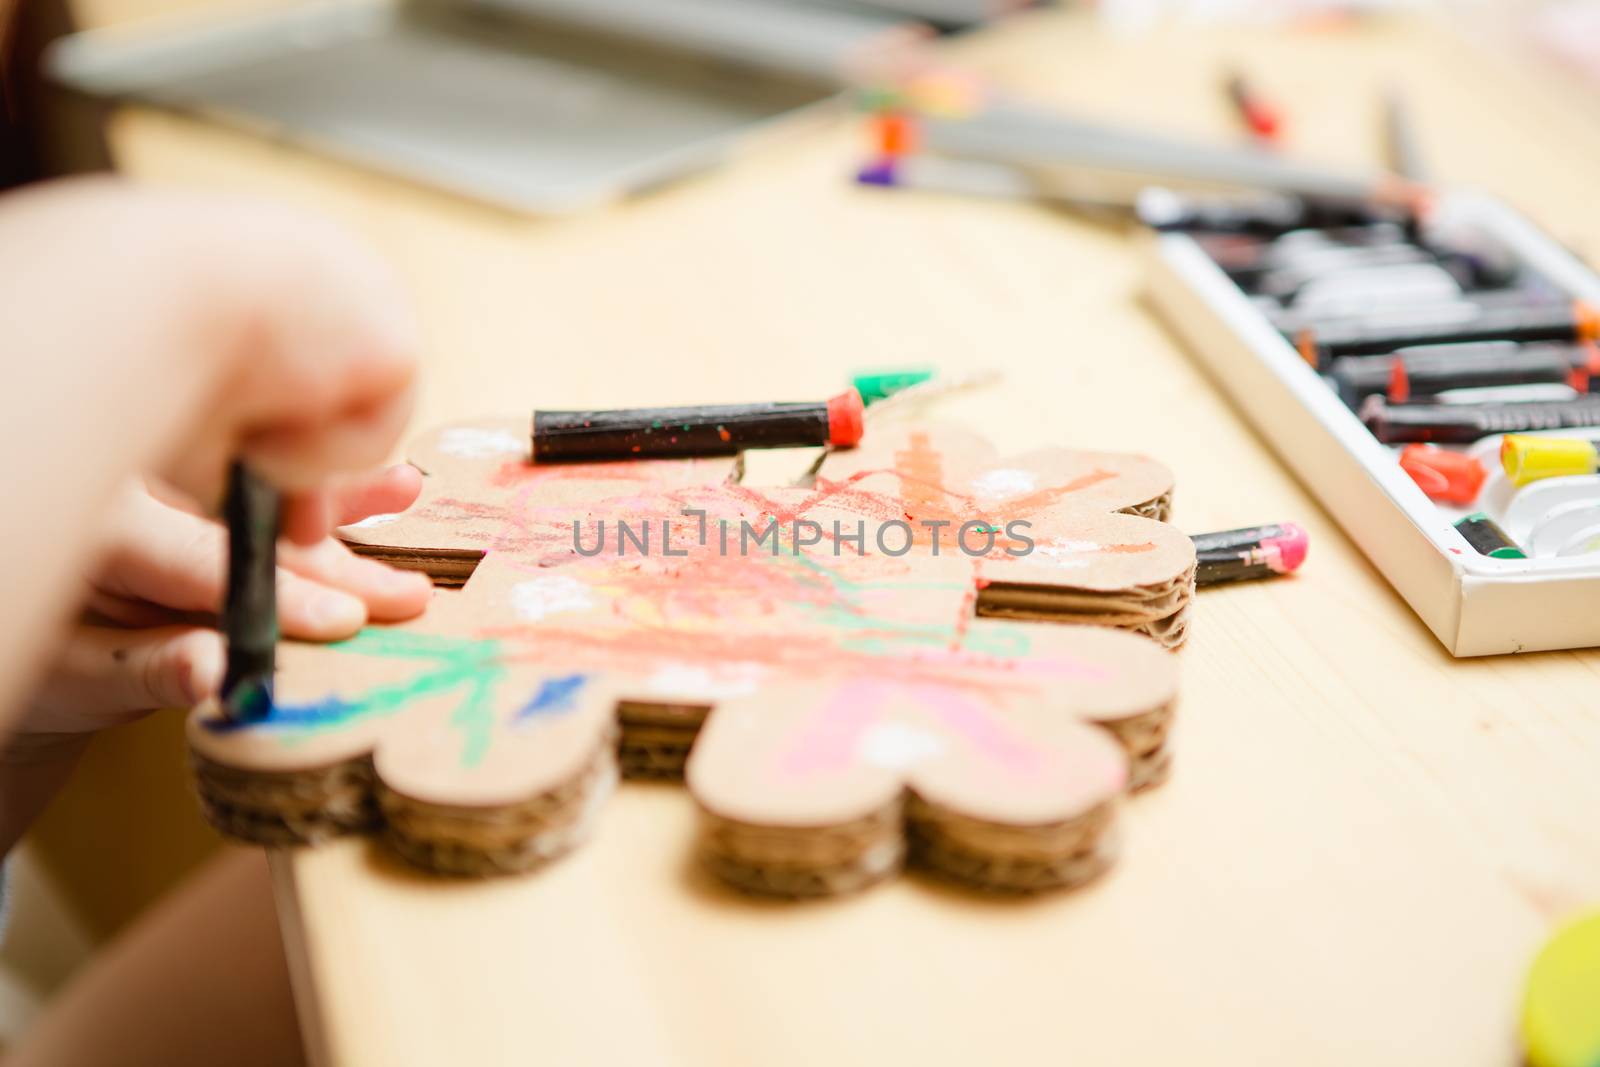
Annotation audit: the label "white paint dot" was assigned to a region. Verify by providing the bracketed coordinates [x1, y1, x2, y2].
[971, 468, 1036, 501]
[345, 512, 401, 529]
[437, 427, 526, 459]
[1033, 537, 1102, 569]
[857, 723, 944, 770]
[510, 575, 593, 621]
[644, 661, 765, 700]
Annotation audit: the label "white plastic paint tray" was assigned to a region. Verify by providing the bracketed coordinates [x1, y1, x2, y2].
[1146, 193, 1600, 656]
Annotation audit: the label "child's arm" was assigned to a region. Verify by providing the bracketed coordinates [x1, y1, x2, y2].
[0, 177, 426, 845]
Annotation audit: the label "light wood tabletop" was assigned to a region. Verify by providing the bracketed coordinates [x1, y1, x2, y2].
[85, 6, 1600, 1064]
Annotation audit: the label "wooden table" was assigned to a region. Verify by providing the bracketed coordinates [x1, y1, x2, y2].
[93, 7, 1600, 1064]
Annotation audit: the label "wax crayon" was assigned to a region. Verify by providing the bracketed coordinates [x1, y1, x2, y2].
[1225, 71, 1283, 143]
[1454, 512, 1525, 558]
[854, 155, 1133, 218]
[1233, 243, 1435, 297]
[852, 367, 934, 405]
[1271, 290, 1571, 340]
[1139, 189, 1414, 237]
[1397, 339, 1600, 367]
[222, 463, 278, 722]
[1501, 434, 1600, 486]
[919, 105, 1420, 205]
[1193, 226, 1402, 278]
[1398, 444, 1486, 505]
[532, 391, 865, 461]
[1383, 86, 1426, 182]
[1291, 263, 1463, 316]
[1273, 298, 1479, 337]
[1191, 523, 1309, 585]
[1426, 383, 1579, 405]
[1361, 395, 1600, 444]
[1327, 342, 1596, 406]
[871, 112, 917, 157]
[855, 157, 900, 187]
[1296, 300, 1600, 367]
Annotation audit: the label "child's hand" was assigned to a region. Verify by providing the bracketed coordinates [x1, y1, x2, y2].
[13, 466, 432, 755]
[0, 178, 439, 854]
[0, 178, 427, 744]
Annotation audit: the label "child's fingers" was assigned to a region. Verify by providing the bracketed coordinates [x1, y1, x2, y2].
[332, 463, 423, 526]
[99, 493, 369, 637]
[278, 539, 432, 623]
[97, 487, 429, 628]
[96, 486, 230, 613]
[141, 190, 422, 510]
[142, 477, 205, 517]
[141, 463, 420, 555]
[83, 590, 199, 629]
[273, 568, 368, 639]
[23, 624, 224, 730]
[232, 367, 417, 502]
[279, 488, 333, 547]
[279, 458, 423, 546]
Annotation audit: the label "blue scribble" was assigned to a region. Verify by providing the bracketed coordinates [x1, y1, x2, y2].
[207, 694, 363, 733]
[201, 629, 507, 768]
[513, 674, 589, 723]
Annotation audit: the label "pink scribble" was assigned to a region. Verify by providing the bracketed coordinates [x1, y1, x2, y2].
[778, 677, 1046, 780]
[917, 684, 1044, 777]
[780, 677, 889, 776]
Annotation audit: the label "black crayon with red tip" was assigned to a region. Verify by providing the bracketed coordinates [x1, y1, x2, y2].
[532, 390, 866, 462]
[1328, 341, 1600, 407]
[1361, 394, 1600, 444]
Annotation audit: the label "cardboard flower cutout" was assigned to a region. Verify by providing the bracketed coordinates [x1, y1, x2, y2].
[189, 418, 1190, 894]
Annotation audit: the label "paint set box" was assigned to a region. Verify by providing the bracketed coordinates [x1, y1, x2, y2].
[1145, 193, 1600, 656]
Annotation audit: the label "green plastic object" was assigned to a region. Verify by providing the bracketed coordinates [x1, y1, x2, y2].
[852, 368, 935, 405]
[1454, 511, 1527, 559]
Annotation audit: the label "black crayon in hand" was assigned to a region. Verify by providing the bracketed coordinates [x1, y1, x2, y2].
[222, 462, 278, 721]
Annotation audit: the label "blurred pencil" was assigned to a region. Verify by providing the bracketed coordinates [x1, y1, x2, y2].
[856, 154, 1135, 218]
[1383, 85, 1426, 182]
[920, 104, 1416, 206]
[855, 154, 1414, 234]
[1225, 70, 1283, 144]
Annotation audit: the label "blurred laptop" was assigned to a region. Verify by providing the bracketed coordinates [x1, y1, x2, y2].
[47, 0, 1024, 212]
